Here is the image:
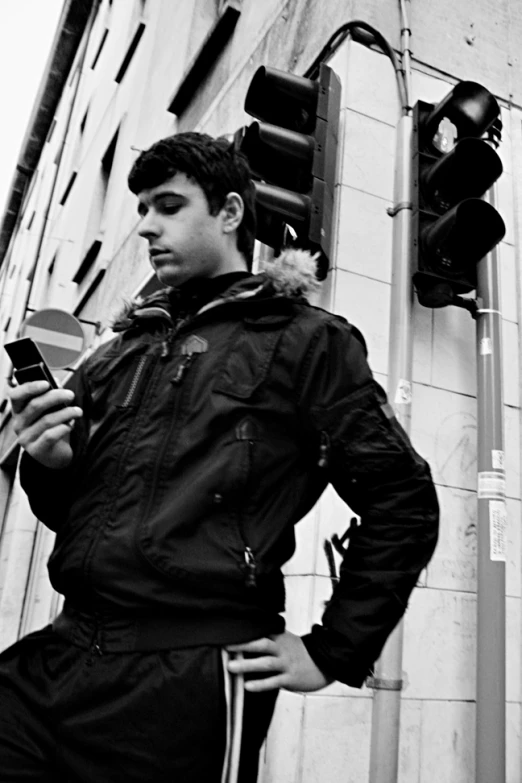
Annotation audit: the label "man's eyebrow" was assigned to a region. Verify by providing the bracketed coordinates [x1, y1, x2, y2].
[154, 189, 185, 199]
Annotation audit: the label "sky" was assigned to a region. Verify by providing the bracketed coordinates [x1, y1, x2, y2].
[0, 0, 64, 216]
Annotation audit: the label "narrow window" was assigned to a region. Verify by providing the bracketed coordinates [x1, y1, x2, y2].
[115, 23, 145, 84]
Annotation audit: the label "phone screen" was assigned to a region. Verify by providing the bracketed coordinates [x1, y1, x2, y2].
[4, 338, 58, 388]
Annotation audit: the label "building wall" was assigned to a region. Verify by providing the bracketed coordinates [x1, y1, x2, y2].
[0, 1, 521, 780]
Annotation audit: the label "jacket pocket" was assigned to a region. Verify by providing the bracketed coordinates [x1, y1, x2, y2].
[213, 316, 291, 400]
[86, 344, 152, 411]
[311, 380, 412, 478]
[136, 417, 262, 592]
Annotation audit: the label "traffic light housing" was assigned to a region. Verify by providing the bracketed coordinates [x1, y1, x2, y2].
[411, 82, 506, 308]
[238, 63, 341, 279]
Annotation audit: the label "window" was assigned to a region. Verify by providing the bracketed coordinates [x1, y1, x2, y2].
[46, 118, 56, 144]
[167, 1, 241, 117]
[74, 129, 119, 284]
[42, 254, 57, 304]
[74, 269, 106, 316]
[59, 171, 77, 206]
[115, 22, 145, 84]
[73, 239, 102, 284]
[91, 27, 109, 69]
[69, 106, 89, 172]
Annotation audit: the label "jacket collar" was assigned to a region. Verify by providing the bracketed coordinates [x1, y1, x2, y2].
[112, 248, 321, 332]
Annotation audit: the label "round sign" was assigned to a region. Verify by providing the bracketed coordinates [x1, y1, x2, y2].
[21, 309, 85, 369]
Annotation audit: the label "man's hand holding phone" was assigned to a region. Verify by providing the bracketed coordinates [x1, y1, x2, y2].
[8, 380, 83, 469]
[5, 337, 83, 468]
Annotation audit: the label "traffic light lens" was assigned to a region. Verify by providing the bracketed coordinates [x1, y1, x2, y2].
[422, 138, 503, 213]
[423, 198, 506, 277]
[432, 117, 458, 154]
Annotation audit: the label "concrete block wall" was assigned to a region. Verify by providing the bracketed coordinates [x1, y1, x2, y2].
[260, 40, 522, 783]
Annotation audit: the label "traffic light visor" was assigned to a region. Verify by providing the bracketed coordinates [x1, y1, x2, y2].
[240, 121, 315, 192]
[424, 81, 500, 147]
[244, 66, 319, 134]
[253, 180, 311, 227]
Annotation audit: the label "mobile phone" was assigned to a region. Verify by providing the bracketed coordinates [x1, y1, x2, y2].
[4, 337, 59, 388]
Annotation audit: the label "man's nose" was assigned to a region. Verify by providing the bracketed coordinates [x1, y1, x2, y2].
[138, 212, 160, 239]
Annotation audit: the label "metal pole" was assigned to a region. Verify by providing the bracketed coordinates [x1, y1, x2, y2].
[368, 110, 413, 783]
[369, 4, 413, 778]
[475, 184, 506, 783]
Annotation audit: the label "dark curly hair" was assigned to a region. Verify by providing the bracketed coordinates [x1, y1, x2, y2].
[128, 132, 256, 265]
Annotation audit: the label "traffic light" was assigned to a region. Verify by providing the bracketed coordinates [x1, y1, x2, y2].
[411, 81, 506, 308]
[238, 63, 341, 279]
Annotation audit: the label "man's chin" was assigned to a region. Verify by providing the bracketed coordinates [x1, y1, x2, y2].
[153, 266, 185, 288]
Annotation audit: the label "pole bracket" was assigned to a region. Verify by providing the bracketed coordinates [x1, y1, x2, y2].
[386, 201, 412, 217]
[366, 676, 404, 691]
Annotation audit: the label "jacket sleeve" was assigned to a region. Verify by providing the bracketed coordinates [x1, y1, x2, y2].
[18, 362, 90, 532]
[298, 316, 439, 688]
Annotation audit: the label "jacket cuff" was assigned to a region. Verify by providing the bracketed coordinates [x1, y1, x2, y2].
[19, 452, 73, 531]
[301, 625, 371, 688]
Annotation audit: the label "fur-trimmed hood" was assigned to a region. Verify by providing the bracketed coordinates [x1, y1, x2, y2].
[112, 248, 322, 331]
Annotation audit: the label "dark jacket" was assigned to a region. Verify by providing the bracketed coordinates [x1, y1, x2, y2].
[20, 251, 439, 687]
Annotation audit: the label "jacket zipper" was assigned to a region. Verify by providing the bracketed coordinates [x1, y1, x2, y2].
[133, 334, 200, 567]
[121, 354, 148, 407]
[82, 318, 193, 586]
[244, 546, 257, 588]
[161, 327, 174, 358]
[85, 620, 103, 666]
[236, 434, 257, 588]
[318, 430, 330, 468]
[171, 353, 195, 384]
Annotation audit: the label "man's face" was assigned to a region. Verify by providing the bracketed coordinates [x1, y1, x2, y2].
[136, 172, 231, 287]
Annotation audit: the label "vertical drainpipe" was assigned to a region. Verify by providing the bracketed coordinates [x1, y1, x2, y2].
[475, 183, 506, 783]
[23, 3, 97, 316]
[368, 3, 413, 781]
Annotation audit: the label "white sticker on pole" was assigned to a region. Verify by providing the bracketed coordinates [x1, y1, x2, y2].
[479, 337, 493, 355]
[492, 450, 504, 470]
[394, 379, 412, 405]
[490, 500, 507, 561]
[477, 471, 506, 499]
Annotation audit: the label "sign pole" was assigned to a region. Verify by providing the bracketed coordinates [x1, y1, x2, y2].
[475, 183, 506, 783]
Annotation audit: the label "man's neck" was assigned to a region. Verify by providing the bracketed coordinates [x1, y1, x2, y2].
[171, 270, 252, 314]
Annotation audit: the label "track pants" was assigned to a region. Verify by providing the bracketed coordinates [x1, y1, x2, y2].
[0, 626, 277, 782]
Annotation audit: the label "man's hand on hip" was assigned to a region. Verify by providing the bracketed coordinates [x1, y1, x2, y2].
[226, 631, 333, 693]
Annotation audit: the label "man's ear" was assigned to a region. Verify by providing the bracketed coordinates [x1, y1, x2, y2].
[221, 192, 244, 234]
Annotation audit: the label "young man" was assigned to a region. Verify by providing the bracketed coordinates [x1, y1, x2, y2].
[2, 132, 439, 782]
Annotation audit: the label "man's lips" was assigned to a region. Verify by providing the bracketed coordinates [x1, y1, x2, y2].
[149, 248, 170, 258]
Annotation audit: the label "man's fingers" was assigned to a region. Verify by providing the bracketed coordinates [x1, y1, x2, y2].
[244, 675, 285, 693]
[8, 381, 50, 413]
[13, 392, 78, 432]
[228, 655, 280, 675]
[226, 637, 276, 655]
[16, 407, 82, 446]
[35, 423, 78, 449]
